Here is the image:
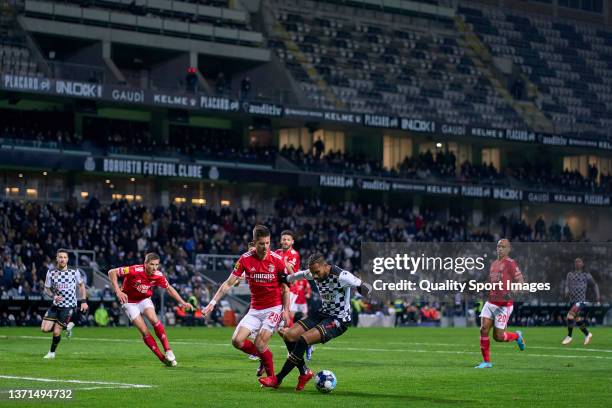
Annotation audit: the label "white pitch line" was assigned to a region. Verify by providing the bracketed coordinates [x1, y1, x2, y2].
[333, 340, 612, 354]
[3, 335, 612, 360]
[0, 375, 153, 389]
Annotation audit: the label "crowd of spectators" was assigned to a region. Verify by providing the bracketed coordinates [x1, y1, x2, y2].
[0, 109, 81, 148]
[280, 146, 612, 193]
[4, 109, 611, 193]
[0, 196, 587, 325]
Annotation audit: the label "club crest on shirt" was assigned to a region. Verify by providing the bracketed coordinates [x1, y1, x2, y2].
[268, 264, 275, 273]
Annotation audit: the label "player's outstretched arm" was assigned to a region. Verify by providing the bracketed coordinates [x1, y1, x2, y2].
[284, 269, 313, 283]
[203, 273, 239, 316]
[108, 268, 128, 304]
[339, 270, 373, 297]
[166, 285, 194, 311]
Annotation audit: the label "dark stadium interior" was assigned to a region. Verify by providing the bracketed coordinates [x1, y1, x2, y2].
[2, 2, 612, 406]
[0, 0, 611, 341]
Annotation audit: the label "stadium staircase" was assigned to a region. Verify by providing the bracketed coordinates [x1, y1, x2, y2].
[455, 15, 554, 133]
[267, 12, 345, 109]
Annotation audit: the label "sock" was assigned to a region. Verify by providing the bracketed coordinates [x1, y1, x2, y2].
[503, 332, 519, 342]
[143, 334, 165, 362]
[480, 336, 490, 363]
[277, 337, 309, 382]
[238, 339, 258, 356]
[567, 319, 575, 337]
[50, 335, 61, 352]
[578, 321, 589, 336]
[153, 321, 171, 352]
[283, 339, 306, 375]
[259, 348, 275, 378]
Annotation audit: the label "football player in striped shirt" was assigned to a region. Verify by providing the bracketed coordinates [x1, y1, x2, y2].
[259, 253, 372, 391]
[562, 258, 600, 345]
[41, 249, 89, 359]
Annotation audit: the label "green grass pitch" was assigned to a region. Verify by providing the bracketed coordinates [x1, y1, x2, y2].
[1, 326, 611, 407]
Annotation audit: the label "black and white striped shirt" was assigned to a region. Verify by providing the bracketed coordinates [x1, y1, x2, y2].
[565, 271, 599, 304]
[44, 267, 82, 308]
[288, 265, 362, 322]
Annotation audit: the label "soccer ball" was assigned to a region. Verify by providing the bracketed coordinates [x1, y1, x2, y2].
[315, 370, 337, 393]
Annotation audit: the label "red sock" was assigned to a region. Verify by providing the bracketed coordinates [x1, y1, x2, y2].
[503, 332, 519, 342]
[153, 322, 171, 352]
[480, 336, 491, 363]
[239, 339, 258, 356]
[143, 334, 165, 362]
[259, 348, 275, 377]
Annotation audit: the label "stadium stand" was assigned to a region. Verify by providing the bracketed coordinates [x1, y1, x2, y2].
[279, 146, 612, 193]
[457, 3, 612, 139]
[265, 0, 527, 129]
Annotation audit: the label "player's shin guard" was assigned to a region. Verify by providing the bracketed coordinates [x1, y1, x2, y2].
[567, 318, 575, 337]
[50, 335, 61, 352]
[277, 337, 308, 382]
[239, 339, 258, 356]
[503, 332, 519, 342]
[143, 334, 165, 362]
[153, 321, 171, 352]
[259, 348, 275, 378]
[283, 340, 307, 375]
[480, 336, 491, 363]
[578, 320, 589, 336]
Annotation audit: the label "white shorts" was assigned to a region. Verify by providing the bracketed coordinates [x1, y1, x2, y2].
[122, 298, 155, 322]
[236, 305, 282, 334]
[291, 302, 308, 315]
[289, 292, 298, 308]
[480, 301, 513, 329]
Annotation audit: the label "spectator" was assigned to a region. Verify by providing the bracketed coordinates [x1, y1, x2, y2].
[240, 76, 251, 101]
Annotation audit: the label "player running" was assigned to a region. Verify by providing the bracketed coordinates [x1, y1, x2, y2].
[204, 225, 291, 381]
[276, 230, 311, 322]
[562, 257, 600, 346]
[254, 230, 314, 376]
[275, 230, 313, 362]
[259, 253, 373, 391]
[41, 249, 89, 359]
[475, 239, 526, 369]
[108, 252, 193, 366]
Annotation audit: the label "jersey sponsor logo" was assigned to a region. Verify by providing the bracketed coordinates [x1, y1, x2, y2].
[56, 281, 75, 290]
[250, 273, 276, 283]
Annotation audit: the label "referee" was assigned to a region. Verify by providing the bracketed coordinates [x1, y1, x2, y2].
[41, 249, 89, 359]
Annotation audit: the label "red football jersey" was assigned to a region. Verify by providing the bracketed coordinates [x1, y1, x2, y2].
[275, 247, 301, 294]
[232, 250, 286, 310]
[488, 257, 522, 306]
[293, 279, 311, 304]
[119, 264, 169, 303]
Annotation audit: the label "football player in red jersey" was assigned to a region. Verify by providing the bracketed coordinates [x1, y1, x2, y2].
[204, 225, 291, 383]
[275, 230, 302, 323]
[475, 239, 526, 368]
[275, 230, 315, 362]
[108, 252, 193, 366]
